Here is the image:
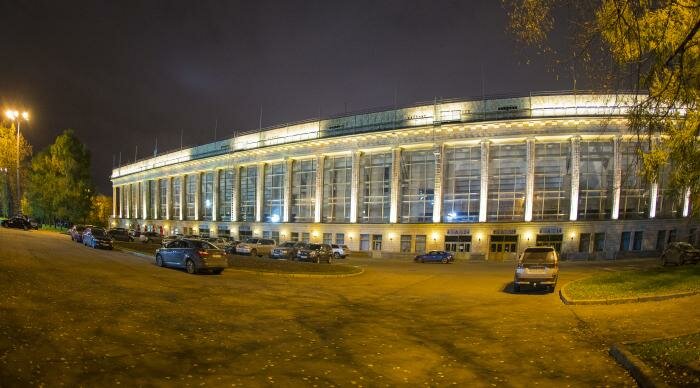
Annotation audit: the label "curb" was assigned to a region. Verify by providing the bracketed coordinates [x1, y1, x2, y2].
[559, 278, 700, 305]
[609, 343, 669, 388]
[227, 267, 364, 278]
[116, 248, 155, 260]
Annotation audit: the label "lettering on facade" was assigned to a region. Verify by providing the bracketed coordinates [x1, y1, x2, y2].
[492, 229, 517, 235]
[446, 229, 470, 235]
[539, 227, 562, 234]
[239, 225, 251, 232]
[218, 224, 229, 230]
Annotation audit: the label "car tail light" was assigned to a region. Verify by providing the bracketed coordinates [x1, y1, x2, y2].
[198, 250, 209, 257]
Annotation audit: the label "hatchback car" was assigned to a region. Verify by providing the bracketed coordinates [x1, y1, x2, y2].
[331, 244, 350, 259]
[296, 243, 333, 263]
[155, 239, 227, 275]
[661, 242, 700, 266]
[270, 242, 307, 259]
[82, 227, 114, 249]
[513, 247, 559, 293]
[1, 217, 32, 230]
[414, 251, 454, 263]
[235, 238, 276, 257]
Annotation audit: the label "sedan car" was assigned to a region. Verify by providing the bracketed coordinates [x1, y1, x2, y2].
[108, 228, 132, 242]
[414, 251, 454, 263]
[661, 242, 700, 266]
[1, 217, 32, 230]
[139, 231, 163, 244]
[513, 247, 559, 293]
[155, 238, 227, 275]
[235, 238, 276, 257]
[82, 227, 114, 249]
[270, 242, 307, 259]
[296, 243, 333, 264]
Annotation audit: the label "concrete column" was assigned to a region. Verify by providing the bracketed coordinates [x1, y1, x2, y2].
[611, 136, 622, 220]
[153, 180, 159, 220]
[134, 183, 140, 220]
[124, 185, 129, 219]
[283, 158, 293, 222]
[118, 186, 123, 218]
[649, 183, 658, 219]
[179, 175, 185, 221]
[231, 167, 240, 222]
[112, 186, 117, 218]
[140, 181, 151, 220]
[314, 155, 325, 223]
[255, 163, 265, 222]
[194, 173, 201, 221]
[389, 147, 402, 223]
[432, 144, 444, 223]
[212, 170, 219, 222]
[165, 177, 172, 220]
[569, 136, 581, 221]
[479, 140, 490, 222]
[683, 187, 691, 217]
[350, 151, 361, 223]
[524, 138, 535, 222]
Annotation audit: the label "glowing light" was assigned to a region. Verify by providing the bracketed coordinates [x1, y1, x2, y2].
[205, 199, 211, 208]
[270, 214, 280, 223]
[447, 212, 456, 220]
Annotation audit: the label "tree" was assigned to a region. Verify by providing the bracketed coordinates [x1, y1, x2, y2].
[0, 123, 32, 217]
[25, 129, 94, 223]
[87, 194, 112, 227]
[504, 0, 699, 216]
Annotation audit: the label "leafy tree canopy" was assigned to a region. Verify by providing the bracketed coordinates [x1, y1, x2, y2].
[0, 123, 32, 216]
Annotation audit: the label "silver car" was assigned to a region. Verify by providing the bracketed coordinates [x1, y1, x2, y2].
[236, 238, 276, 257]
[513, 247, 559, 293]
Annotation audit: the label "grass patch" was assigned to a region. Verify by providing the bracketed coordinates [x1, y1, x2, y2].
[114, 241, 161, 256]
[40, 225, 70, 233]
[227, 255, 361, 275]
[627, 332, 700, 386]
[566, 264, 700, 300]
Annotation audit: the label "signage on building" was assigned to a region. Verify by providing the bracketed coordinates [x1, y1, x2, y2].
[239, 225, 251, 232]
[539, 227, 562, 235]
[446, 229, 470, 235]
[218, 224, 229, 230]
[492, 229, 516, 235]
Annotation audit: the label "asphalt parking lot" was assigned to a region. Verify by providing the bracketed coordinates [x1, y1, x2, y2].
[2, 228, 699, 386]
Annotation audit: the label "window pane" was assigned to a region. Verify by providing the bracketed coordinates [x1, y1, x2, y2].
[264, 162, 285, 222]
[533, 142, 571, 220]
[291, 159, 316, 222]
[359, 153, 391, 223]
[487, 143, 526, 221]
[323, 155, 352, 223]
[240, 166, 257, 222]
[400, 150, 435, 223]
[443, 145, 480, 223]
[578, 140, 614, 220]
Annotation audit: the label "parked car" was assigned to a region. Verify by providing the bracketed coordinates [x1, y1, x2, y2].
[70, 225, 88, 242]
[235, 238, 276, 257]
[331, 244, 350, 259]
[206, 237, 233, 248]
[661, 242, 700, 266]
[296, 243, 333, 263]
[139, 231, 163, 244]
[1, 217, 32, 230]
[270, 242, 307, 260]
[513, 247, 559, 293]
[26, 217, 40, 230]
[82, 227, 114, 250]
[155, 238, 227, 275]
[108, 228, 132, 242]
[129, 229, 141, 239]
[162, 234, 184, 246]
[414, 251, 454, 263]
[223, 240, 242, 254]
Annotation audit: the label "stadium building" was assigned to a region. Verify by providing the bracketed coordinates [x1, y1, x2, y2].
[110, 92, 697, 260]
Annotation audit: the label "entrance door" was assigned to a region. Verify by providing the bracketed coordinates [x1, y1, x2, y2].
[536, 234, 563, 253]
[489, 235, 518, 261]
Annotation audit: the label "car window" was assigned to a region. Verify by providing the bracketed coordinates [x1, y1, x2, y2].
[428, 251, 439, 255]
[91, 229, 106, 236]
[521, 250, 557, 264]
[281, 242, 295, 247]
[331, 244, 339, 248]
[189, 240, 217, 249]
[166, 241, 180, 248]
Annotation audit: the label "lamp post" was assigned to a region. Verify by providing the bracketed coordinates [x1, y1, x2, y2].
[5, 110, 29, 215]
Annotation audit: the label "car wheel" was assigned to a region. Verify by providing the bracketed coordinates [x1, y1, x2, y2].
[680, 254, 687, 265]
[315, 257, 320, 264]
[250, 249, 257, 257]
[185, 259, 197, 274]
[420, 258, 424, 263]
[327, 256, 332, 264]
[155, 254, 164, 267]
[513, 282, 520, 293]
[334, 252, 340, 259]
[212, 269, 223, 275]
[441, 258, 448, 264]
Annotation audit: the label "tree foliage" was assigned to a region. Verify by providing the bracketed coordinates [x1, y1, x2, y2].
[87, 194, 112, 227]
[504, 0, 700, 216]
[0, 123, 32, 217]
[26, 129, 94, 223]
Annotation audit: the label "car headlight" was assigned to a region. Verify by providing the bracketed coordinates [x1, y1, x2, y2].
[309, 251, 317, 257]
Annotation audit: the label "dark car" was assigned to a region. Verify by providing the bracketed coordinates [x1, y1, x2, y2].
[414, 251, 454, 263]
[296, 243, 333, 263]
[139, 231, 163, 244]
[661, 242, 700, 266]
[82, 227, 114, 249]
[223, 240, 241, 254]
[1, 217, 32, 230]
[270, 242, 307, 260]
[70, 225, 88, 242]
[155, 238, 227, 274]
[108, 228, 132, 242]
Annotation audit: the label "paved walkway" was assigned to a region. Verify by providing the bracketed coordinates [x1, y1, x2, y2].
[1, 228, 697, 386]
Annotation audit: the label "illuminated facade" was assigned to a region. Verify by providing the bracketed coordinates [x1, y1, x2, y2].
[110, 93, 697, 260]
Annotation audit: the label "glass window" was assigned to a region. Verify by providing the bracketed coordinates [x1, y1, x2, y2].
[335, 233, 344, 245]
[655, 164, 680, 218]
[323, 233, 332, 245]
[533, 142, 571, 220]
[400, 235, 412, 253]
[263, 230, 270, 239]
[239, 166, 257, 222]
[619, 142, 650, 219]
[594, 232, 605, 251]
[415, 235, 427, 254]
[201, 172, 214, 221]
[131, 184, 138, 218]
[359, 152, 391, 223]
[149, 180, 157, 219]
[185, 175, 196, 220]
[271, 231, 279, 244]
[632, 231, 643, 250]
[219, 169, 234, 221]
[579, 233, 591, 253]
[656, 230, 666, 251]
[372, 234, 382, 251]
[323, 155, 352, 223]
[578, 140, 614, 220]
[264, 162, 285, 222]
[487, 143, 526, 221]
[620, 231, 631, 251]
[301, 232, 310, 243]
[443, 145, 480, 223]
[290, 232, 299, 242]
[291, 159, 316, 223]
[668, 229, 677, 243]
[360, 234, 370, 251]
[400, 150, 435, 223]
[159, 179, 167, 219]
[172, 177, 181, 220]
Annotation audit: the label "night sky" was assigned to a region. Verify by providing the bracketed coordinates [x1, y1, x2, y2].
[1, 0, 576, 194]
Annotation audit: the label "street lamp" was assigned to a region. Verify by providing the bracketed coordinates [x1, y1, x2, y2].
[5, 109, 29, 215]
